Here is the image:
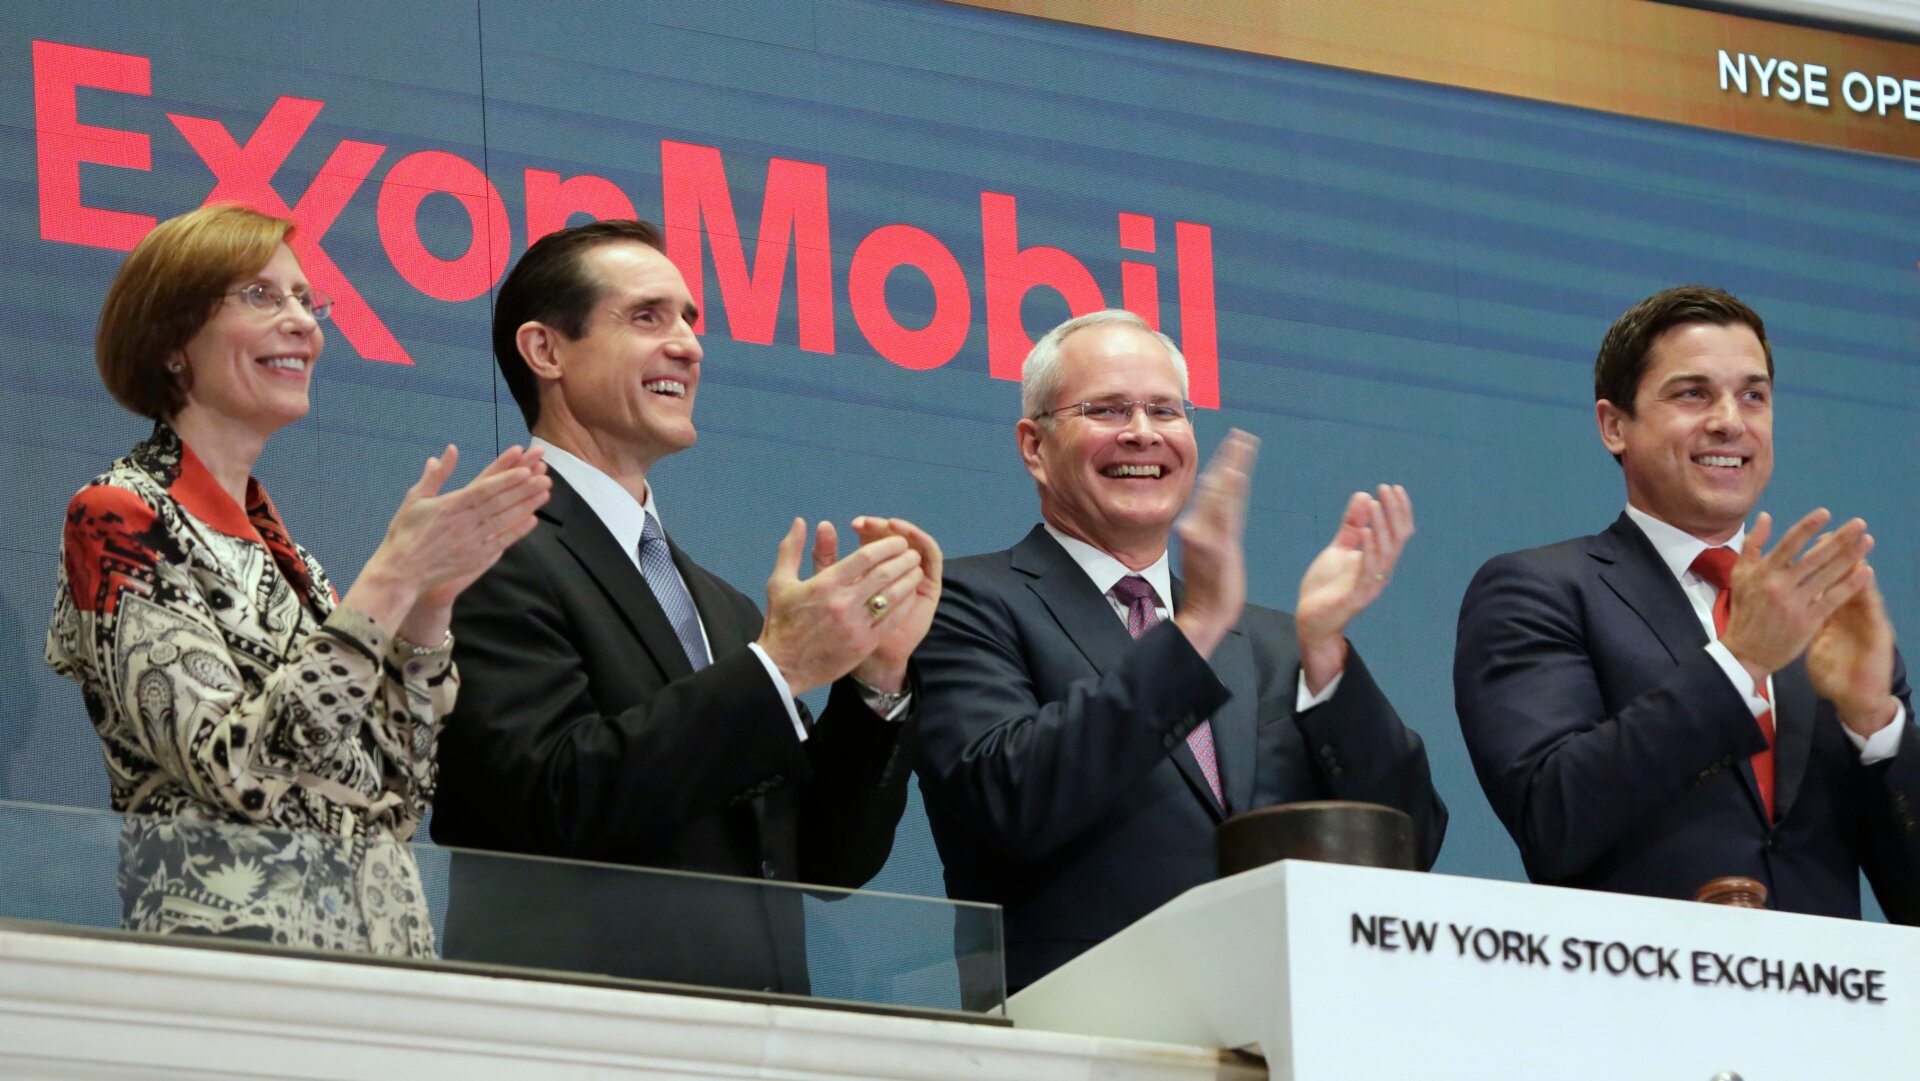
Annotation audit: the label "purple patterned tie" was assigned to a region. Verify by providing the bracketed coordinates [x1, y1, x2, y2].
[1111, 575, 1223, 806]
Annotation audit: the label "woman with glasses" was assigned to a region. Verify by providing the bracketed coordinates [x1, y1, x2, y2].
[45, 203, 550, 957]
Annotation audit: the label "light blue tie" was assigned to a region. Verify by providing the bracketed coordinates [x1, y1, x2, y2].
[638, 512, 711, 670]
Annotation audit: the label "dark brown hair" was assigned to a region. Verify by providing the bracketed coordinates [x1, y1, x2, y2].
[1594, 285, 1773, 417]
[96, 204, 293, 419]
[492, 219, 666, 429]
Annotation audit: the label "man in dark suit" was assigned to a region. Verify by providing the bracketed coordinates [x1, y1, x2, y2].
[430, 220, 942, 992]
[1456, 284, 1920, 922]
[912, 309, 1447, 993]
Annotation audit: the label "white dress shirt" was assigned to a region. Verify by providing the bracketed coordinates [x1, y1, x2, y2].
[532, 438, 809, 741]
[1623, 505, 1901, 764]
[1043, 525, 1341, 711]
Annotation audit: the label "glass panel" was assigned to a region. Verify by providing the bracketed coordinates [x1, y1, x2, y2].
[0, 799, 1004, 1016]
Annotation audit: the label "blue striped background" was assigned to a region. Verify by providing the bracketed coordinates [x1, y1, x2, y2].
[1, 0, 1915, 965]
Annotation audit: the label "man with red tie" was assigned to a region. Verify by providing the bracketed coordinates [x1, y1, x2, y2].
[1456, 285, 1920, 921]
[912, 309, 1446, 995]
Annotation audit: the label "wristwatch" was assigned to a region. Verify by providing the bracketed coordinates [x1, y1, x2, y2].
[850, 674, 910, 718]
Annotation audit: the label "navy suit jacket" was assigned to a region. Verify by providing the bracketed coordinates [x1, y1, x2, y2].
[915, 525, 1446, 993]
[1455, 512, 1920, 921]
[432, 473, 914, 992]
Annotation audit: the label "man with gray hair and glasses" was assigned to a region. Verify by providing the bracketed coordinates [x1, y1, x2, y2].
[912, 308, 1447, 994]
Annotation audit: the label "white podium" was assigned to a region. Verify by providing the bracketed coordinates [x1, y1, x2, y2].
[1009, 861, 1920, 1080]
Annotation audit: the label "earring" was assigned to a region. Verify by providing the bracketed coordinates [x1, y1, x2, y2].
[166, 361, 184, 374]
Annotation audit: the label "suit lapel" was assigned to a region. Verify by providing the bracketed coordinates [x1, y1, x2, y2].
[1014, 527, 1231, 819]
[1592, 515, 1703, 667]
[1167, 573, 1245, 818]
[1592, 513, 1771, 825]
[544, 474, 695, 683]
[1012, 526, 1136, 678]
[1207, 637, 1254, 820]
[1770, 657, 1816, 824]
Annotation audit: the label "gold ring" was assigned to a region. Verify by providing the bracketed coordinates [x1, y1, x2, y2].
[867, 594, 891, 619]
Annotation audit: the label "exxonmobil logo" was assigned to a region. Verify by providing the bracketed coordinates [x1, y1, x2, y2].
[33, 39, 1222, 407]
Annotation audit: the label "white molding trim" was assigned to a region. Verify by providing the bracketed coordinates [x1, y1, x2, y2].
[0, 928, 1264, 1081]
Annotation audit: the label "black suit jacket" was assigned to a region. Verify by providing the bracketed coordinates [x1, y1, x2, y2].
[431, 473, 914, 992]
[1455, 512, 1920, 921]
[913, 525, 1446, 992]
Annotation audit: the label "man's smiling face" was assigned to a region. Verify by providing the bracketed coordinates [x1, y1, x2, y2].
[550, 241, 704, 466]
[1021, 322, 1197, 557]
[1600, 320, 1774, 544]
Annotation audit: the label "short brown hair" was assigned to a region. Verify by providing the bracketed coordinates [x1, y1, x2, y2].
[493, 219, 666, 429]
[96, 204, 294, 420]
[1594, 285, 1773, 417]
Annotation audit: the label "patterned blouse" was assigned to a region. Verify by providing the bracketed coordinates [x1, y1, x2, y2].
[45, 423, 456, 957]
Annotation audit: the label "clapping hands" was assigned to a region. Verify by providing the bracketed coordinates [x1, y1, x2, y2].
[1172, 429, 1259, 659]
[1725, 509, 1900, 739]
[758, 516, 942, 697]
[843, 517, 943, 693]
[348, 444, 552, 645]
[1295, 484, 1414, 692]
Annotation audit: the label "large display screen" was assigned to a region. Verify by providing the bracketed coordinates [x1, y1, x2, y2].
[4, 0, 1917, 922]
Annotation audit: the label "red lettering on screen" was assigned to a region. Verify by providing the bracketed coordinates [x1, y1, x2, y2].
[167, 99, 408, 364]
[32, 41, 155, 250]
[660, 141, 835, 353]
[1175, 221, 1219, 409]
[981, 191, 1105, 384]
[1118, 212, 1161, 331]
[525, 169, 638, 246]
[30, 39, 1226, 403]
[377, 150, 512, 303]
[848, 224, 972, 370]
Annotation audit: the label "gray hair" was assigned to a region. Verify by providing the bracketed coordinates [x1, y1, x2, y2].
[1020, 309, 1189, 423]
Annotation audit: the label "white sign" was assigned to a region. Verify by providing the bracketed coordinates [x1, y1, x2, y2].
[1010, 861, 1920, 1080]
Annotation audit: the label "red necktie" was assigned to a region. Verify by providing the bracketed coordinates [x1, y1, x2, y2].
[1689, 546, 1775, 820]
[1112, 575, 1223, 806]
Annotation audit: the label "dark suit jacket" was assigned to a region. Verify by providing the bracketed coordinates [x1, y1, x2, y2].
[913, 525, 1446, 992]
[431, 474, 914, 993]
[1455, 512, 1920, 921]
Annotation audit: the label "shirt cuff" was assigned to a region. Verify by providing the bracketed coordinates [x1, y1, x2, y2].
[1843, 702, 1906, 765]
[1296, 668, 1343, 712]
[1704, 641, 1771, 716]
[321, 604, 390, 666]
[746, 642, 810, 742]
[389, 630, 454, 680]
